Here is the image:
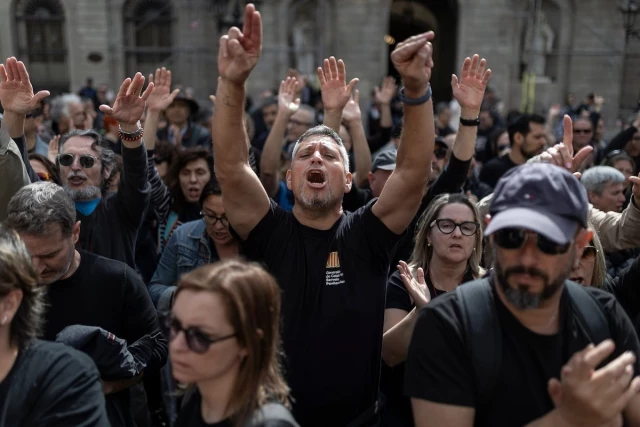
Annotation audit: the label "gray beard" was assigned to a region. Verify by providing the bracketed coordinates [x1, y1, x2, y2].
[64, 185, 101, 201]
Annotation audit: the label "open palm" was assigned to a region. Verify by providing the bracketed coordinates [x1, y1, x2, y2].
[452, 54, 492, 111]
[0, 57, 49, 114]
[318, 56, 358, 112]
[99, 72, 154, 125]
[147, 67, 179, 113]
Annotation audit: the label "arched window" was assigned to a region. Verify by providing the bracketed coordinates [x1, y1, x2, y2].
[124, 0, 174, 74]
[14, 0, 66, 63]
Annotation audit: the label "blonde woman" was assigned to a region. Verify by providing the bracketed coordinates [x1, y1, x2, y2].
[169, 259, 298, 427]
[381, 193, 484, 426]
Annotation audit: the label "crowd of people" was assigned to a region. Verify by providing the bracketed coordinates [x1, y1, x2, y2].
[3, 3, 640, 427]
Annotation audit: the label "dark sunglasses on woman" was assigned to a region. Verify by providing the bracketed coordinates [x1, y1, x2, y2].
[163, 315, 236, 354]
[58, 153, 98, 169]
[493, 228, 571, 255]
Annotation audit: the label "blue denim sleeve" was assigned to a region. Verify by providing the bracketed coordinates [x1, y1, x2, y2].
[147, 231, 179, 307]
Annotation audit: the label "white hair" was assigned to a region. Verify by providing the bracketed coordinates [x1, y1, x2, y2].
[50, 93, 82, 122]
[581, 166, 626, 195]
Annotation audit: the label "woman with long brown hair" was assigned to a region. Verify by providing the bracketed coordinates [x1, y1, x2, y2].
[169, 259, 298, 427]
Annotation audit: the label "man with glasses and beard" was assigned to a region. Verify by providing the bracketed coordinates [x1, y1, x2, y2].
[405, 162, 640, 427]
[0, 57, 151, 269]
[479, 113, 546, 189]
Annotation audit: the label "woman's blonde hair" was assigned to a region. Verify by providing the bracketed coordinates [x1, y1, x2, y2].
[588, 221, 607, 288]
[409, 193, 485, 278]
[176, 259, 290, 426]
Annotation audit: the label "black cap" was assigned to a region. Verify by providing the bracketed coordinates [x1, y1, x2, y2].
[372, 150, 397, 172]
[485, 163, 589, 244]
[170, 89, 200, 116]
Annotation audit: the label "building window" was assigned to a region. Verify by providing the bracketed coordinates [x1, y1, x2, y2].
[14, 0, 66, 64]
[124, 0, 174, 73]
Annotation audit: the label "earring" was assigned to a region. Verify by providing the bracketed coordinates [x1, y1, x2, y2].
[427, 242, 431, 247]
[0, 316, 7, 325]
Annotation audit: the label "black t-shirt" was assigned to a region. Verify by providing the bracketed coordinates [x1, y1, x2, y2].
[405, 281, 640, 426]
[175, 390, 297, 427]
[0, 340, 109, 426]
[43, 251, 167, 427]
[234, 199, 401, 427]
[382, 269, 475, 426]
[478, 153, 517, 189]
[342, 185, 373, 213]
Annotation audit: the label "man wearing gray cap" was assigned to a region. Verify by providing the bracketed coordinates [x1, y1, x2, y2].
[405, 162, 640, 427]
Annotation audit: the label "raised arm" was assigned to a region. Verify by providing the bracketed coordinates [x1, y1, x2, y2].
[372, 33, 436, 234]
[213, 4, 270, 240]
[318, 56, 358, 133]
[99, 73, 153, 227]
[342, 89, 372, 188]
[260, 76, 300, 197]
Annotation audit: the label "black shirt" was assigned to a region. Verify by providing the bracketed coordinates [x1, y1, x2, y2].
[0, 340, 109, 426]
[382, 269, 475, 426]
[175, 390, 297, 427]
[478, 153, 517, 189]
[43, 251, 167, 427]
[234, 199, 401, 427]
[405, 281, 640, 426]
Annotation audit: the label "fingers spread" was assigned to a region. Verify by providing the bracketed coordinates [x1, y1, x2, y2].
[0, 64, 8, 83]
[99, 105, 114, 115]
[317, 67, 326, 85]
[141, 82, 155, 101]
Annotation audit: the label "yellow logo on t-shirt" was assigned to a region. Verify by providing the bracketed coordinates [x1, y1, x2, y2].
[326, 251, 340, 269]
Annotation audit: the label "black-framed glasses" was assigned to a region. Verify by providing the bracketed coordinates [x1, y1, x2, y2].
[493, 228, 571, 255]
[434, 147, 448, 159]
[573, 129, 592, 134]
[201, 211, 229, 227]
[58, 153, 98, 169]
[430, 219, 479, 236]
[153, 157, 166, 165]
[582, 245, 598, 260]
[163, 315, 236, 354]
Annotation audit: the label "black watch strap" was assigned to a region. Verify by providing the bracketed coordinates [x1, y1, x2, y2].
[460, 116, 480, 127]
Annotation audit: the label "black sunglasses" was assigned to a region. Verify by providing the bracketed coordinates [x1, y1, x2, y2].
[434, 147, 448, 159]
[573, 129, 592, 134]
[493, 228, 571, 255]
[582, 245, 598, 259]
[58, 153, 98, 169]
[163, 315, 236, 354]
[153, 157, 166, 165]
[430, 218, 479, 236]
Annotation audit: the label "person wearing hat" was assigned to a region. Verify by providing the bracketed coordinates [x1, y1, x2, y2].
[158, 89, 211, 150]
[405, 162, 640, 427]
[342, 149, 396, 212]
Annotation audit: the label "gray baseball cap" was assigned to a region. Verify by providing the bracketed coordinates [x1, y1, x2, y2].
[485, 163, 589, 244]
[372, 150, 397, 172]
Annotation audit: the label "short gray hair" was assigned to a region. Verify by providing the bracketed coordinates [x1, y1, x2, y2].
[581, 166, 626, 195]
[50, 93, 82, 123]
[0, 225, 45, 349]
[6, 182, 77, 237]
[59, 129, 116, 193]
[291, 125, 350, 171]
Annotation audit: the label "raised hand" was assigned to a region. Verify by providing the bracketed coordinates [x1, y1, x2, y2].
[342, 89, 362, 125]
[99, 73, 154, 126]
[391, 32, 435, 96]
[147, 67, 179, 113]
[452, 55, 491, 114]
[0, 57, 50, 114]
[317, 56, 359, 113]
[397, 261, 430, 309]
[217, 4, 262, 85]
[47, 135, 60, 163]
[374, 76, 398, 106]
[277, 76, 300, 117]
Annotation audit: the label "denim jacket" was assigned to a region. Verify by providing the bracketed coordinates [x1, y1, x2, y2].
[147, 219, 217, 307]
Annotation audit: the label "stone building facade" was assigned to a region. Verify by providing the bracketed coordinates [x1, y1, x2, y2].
[0, 0, 636, 129]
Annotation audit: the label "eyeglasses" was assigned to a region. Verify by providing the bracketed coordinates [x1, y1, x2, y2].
[430, 219, 479, 236]
[58, 153, 98, 169]
[37, 172, 52, 181]
[573, 129, 592, 134]
[434, 148, 448, 160]
[163, 315, 236, 354]
[201, 211, 229, 227]
[582, 245, 598, 260]
[153, 157, 166, 165]
[493, 228, 571, 255]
